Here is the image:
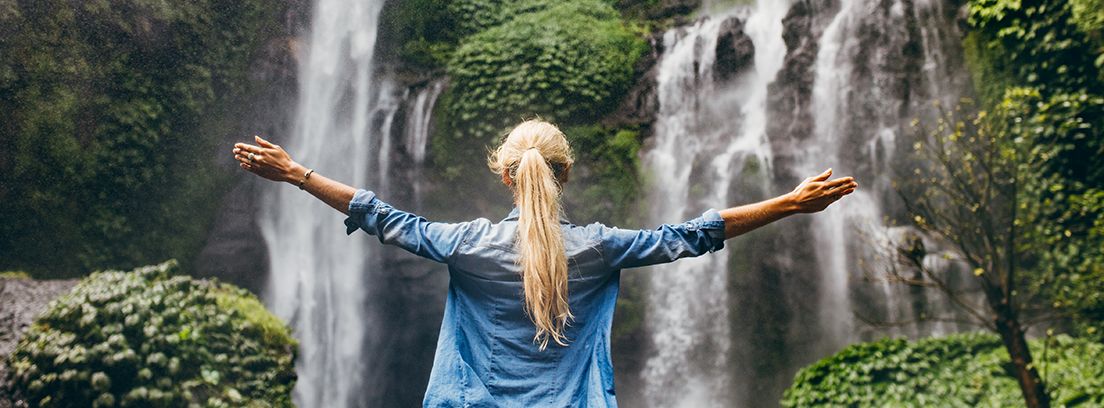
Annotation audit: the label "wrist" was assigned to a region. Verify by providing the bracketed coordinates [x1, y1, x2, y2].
[286, 162, 308, 184]
[778, 192, 800, 215]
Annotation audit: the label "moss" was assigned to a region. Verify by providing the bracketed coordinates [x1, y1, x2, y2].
[0, 270, 31, 279]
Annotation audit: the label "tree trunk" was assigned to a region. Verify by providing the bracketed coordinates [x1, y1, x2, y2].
[994, 312, 1050, 408]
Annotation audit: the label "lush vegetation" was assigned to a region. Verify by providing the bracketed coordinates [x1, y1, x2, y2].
[878, 1, 1104, 405]
[782, 333, 1104, 407]
[960, 0, 1104, 342]
[4, 261, 297, 407]
[0, 1, 289, 277]
[444, 0, 646, 144]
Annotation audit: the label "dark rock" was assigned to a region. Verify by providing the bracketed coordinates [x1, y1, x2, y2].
[714, 17, 756, 83]
[766, 0, 839, 180]
[602, 32, 664, 132]
[192, 180, 271, 295]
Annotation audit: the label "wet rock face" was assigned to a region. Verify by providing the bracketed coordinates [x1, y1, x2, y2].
[714, 17, 756, 83]
[194, 0, 309, 293]
[766, 0, 839, 183]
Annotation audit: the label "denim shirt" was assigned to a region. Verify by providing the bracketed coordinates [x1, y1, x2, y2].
[343, 189, 726, 407]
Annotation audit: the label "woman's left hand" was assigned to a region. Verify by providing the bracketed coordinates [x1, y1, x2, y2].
[233, 136, 305, 184]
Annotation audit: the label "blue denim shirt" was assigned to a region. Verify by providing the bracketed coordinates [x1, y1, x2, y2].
[344, 190, 726, 407]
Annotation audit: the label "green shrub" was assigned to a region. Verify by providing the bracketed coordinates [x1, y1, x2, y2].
[782, 333, 1104, 407]
[5, 261, 297, 407]
[443, 0, 646, 145]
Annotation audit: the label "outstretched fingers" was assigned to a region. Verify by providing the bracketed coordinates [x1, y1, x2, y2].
[811, 168, 833, 182]
[826, 178, 857, 194]
[825, 176, 855, 188]
[255, 135, 278, 149]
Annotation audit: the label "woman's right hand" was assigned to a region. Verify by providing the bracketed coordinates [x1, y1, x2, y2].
[787, 169, 857, 213]
[233, 135, 306, 184]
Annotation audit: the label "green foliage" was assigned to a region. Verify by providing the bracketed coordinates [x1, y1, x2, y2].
[447, 0, 513, 38]
[963, 0, 1104, 338]
[905, 88, 1104, 338]
[0, 0, 287, 277]
[378, 0, 458, 70]
[981, 89, 1104, 340]
[968, 0, 1103, 99]
[447, 0, 620, 37]
[443, 0, 647, 145]
[5, 261, 297, 407]
[1069, 0, 1104, 68]
[561, 125, 644, 226]
[782, 333, 1104, 407]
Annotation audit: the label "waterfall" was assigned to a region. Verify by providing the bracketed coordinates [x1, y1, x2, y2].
[404, 80, 446, 207]
[639, 0, 968, 405]
[258, 0, 391, 406]
[641, 1, 789, 406]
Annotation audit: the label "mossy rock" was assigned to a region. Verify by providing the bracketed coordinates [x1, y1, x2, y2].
[5, 261, 297, 407]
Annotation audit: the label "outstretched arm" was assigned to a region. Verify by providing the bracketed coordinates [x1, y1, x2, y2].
[720, 168, 857, 239]
[233, 136, 355, 215]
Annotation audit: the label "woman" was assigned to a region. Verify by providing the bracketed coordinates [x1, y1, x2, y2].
[233, 119, 857, 407]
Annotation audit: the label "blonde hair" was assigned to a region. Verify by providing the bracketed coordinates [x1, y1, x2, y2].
[488, 119, 575, 350]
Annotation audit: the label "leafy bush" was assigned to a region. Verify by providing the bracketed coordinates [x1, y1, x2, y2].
[5, 261, 297, 407]
[782, 333, 1104, 407]
[967, 0, 1103, 99]
[443, 0, 646, 145]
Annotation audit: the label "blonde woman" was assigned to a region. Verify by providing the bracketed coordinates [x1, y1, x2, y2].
[233, 119, 857, 407]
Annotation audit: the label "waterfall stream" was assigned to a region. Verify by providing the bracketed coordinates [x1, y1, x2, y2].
[641, 1, 788, 406]
[258, 0, 390, 406]
[639, 0, 968, 406]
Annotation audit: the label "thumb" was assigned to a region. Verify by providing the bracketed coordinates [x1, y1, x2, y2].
[255, 135, 276, 149]
[812, 168, 832, 181]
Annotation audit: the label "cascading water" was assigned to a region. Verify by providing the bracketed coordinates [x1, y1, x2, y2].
[806, 0, 971, 342]
[404, 80, 446, 207]
[638, 0, 968, 406]
[258, 0, 391, 406]
[641, 1, 789, 406]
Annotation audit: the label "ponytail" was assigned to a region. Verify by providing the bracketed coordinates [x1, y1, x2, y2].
[487, 120, 575, 350]
[515, 148, 571, 349]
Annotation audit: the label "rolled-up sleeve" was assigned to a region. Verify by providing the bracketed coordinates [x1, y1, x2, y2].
[598, 209, 726, 270]
[343, 189, 473, 263]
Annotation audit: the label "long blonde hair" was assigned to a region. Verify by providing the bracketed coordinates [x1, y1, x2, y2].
[487, 119, 575, 350]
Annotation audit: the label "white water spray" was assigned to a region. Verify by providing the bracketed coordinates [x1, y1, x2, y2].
[641, 1, 790, 406]
[259, 0, 389, 406]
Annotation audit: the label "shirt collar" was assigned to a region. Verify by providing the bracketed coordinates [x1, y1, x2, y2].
[503, 207, 572, 225]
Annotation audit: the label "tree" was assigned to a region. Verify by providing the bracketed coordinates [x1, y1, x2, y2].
[876, 88, 1101, 408]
